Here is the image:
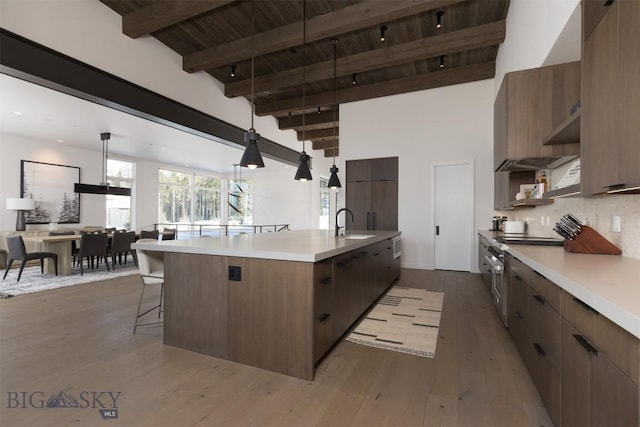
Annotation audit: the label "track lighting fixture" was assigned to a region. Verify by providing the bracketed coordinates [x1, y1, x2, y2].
[295, 0, 312, 181]
[317, 107, 321, 114]
[439, 55, 445, 69]
[352, 73, 357, 85]
[230, 65, 236, 78]
[240, 2, 264, 169]
[379, 25, 387, 42]
[328, 38, 342, 190]
[436, 10, 444, 29]
[288, 111, 292, 119]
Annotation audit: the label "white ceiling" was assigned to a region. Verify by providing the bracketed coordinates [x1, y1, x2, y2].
[0, 73, 289, 176]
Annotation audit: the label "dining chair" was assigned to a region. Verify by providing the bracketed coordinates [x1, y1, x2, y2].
[133, 239, 164, 333]
[161, 228, 176, 240]
[108, 230, 137, 269]
[139, 230, 159, 240]
[3, 235, 58, 282]
[77, 232, 110, 276]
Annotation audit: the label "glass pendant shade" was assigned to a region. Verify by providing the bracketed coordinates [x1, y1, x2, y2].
[328, 164, 342, 189]
[240, 129, 264, 169]
[294, 151, 312, 181]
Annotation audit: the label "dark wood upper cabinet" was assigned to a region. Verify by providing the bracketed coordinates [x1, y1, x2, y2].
[582, 0, 615, 41]
[581, 0, 640, 195]
[346, 157, 398, 231]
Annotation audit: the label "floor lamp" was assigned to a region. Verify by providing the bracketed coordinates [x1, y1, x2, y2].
[6, 198, 35, 231]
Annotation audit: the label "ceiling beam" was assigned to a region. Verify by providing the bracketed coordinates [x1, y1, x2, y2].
[323, 148, 339, 158]
[256, 61, 496, 116]
[225, 20, 506, 98]
[312, 139, 339, 150]
[279, 110, 336, 130]
[298, 128, 338, 141]
[123, 0, 236, 38]
[183, 0, 463, 72]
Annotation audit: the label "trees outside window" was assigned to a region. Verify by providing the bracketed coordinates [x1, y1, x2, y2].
[158, 169, 221, 226]
[107, 159, 133, 230]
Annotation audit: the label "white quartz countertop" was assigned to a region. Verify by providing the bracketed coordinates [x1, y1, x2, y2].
[478, 231, 640, 339]
[132, 229, 400, 263]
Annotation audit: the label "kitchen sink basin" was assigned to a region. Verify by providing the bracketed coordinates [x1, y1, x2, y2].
[344, 234, 375, 240]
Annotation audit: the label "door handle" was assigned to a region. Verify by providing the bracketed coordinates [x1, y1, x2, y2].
[436, 225, 440, 236]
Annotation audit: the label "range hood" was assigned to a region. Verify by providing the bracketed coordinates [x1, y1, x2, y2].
[496, 155, 579, 172]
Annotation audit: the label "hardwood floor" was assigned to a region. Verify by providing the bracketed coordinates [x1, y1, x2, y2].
[0, 269, 553, 427]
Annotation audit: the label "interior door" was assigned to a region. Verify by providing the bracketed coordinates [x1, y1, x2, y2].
[434, 162, 473, 271]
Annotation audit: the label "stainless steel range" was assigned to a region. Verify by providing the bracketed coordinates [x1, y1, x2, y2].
[484, 234, 564, 327]
[485, 244, 506, 326]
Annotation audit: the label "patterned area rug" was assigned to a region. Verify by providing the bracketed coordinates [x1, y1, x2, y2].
[1, 262, 139, 298]
[346, 286, 444, 358]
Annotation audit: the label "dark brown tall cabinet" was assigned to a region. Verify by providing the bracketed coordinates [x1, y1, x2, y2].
[346, 157, 398, 231]
[581, 0, 640, 195]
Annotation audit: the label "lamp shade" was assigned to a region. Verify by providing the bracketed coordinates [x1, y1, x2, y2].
[328, 165, 342, 189]
[6, 198, 35, 211]
[294, 151, 312, 181]
[240, 130, 265, 169]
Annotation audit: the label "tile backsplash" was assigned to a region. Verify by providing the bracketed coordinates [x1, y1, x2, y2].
[500, 194, 640, 260]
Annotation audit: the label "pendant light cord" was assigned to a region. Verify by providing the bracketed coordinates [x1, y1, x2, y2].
[250, 1, 255, 131]
[301, 0, 306, 152]
[332, 38, 337, 162]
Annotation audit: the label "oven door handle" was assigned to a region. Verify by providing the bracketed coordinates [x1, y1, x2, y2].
[485, 255, 503, 273]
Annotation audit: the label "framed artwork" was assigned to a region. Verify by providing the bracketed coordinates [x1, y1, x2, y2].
[21, 160, 81, 224]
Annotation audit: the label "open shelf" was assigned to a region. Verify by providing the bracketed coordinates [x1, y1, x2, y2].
[544, 184, 581, 199]
[510, 198, 554, 208]
[543, 111, 581, 145]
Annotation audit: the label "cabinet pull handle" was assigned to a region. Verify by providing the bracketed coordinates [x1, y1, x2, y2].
[436, 225, 440, 236]
[318, 313, 331, 323]
[532, 342, 546, 357]
[573, 334, 599, 356]
[533, 295, 546, 305]
[366, 212, 371, 230]
[320, 277, 332, 285]
[513, 273, 522, 281]
[371, 212, 376, 230]
[573, 297, 599, 315]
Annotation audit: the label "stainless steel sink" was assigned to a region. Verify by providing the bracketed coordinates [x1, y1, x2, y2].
[344, 234, 375, 240]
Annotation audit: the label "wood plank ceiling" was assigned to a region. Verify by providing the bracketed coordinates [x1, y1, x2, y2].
[100, 0, 509, 158]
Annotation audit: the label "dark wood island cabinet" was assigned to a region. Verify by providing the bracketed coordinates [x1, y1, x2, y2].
[134, 230, 401, 380]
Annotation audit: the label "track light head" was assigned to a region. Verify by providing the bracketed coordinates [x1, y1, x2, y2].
[436, 10, 444, 29]
[352, 73, 357, 85]
[380, 25, 387, 42]
[439, 55, 445, 69]
[230, 65, 236, 78]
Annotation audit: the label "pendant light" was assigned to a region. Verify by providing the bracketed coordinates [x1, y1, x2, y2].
[295, 0, 312, 181]
[327, 38, 342, 190]
[239, 1, 265, 169]
[74, 132, 131, 196]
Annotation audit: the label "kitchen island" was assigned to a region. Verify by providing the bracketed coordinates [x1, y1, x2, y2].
[133, 229, 401, 379]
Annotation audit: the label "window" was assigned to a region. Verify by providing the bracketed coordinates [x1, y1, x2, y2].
[158, 169, 221, 225]
[228, 178, 253, 225]
[106, 159, 133, 230]
[319, 178, 330, 230]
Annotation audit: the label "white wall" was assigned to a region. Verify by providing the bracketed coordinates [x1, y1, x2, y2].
[494, 0, 580, 93]
[340, 79, 495, 271]
[0, 135, 106, 230]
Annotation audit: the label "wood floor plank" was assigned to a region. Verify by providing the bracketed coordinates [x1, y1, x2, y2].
[0, 269, 553, 427]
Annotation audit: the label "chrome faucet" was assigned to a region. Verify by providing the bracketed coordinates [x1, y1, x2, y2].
[335, 208, 354, 237]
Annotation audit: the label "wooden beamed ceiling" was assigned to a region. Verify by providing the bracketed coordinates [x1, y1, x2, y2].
[101, 0, 509, 158]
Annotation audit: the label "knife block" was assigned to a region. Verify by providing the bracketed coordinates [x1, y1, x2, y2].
[563, 225, 622, 255]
